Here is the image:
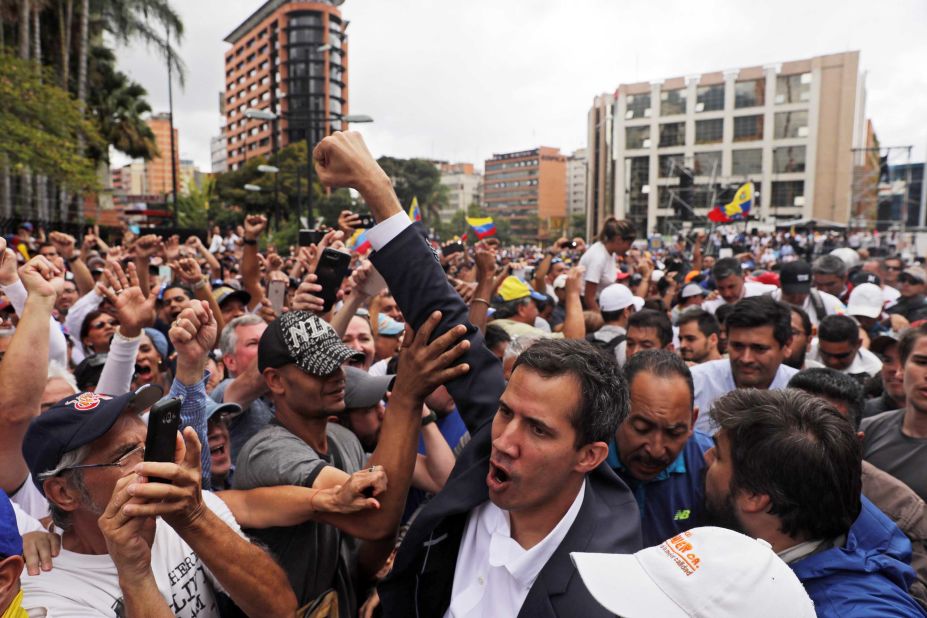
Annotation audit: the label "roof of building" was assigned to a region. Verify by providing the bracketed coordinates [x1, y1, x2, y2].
[224, 0, 344, 45]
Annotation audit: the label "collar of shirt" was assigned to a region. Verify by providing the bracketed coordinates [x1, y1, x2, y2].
[606, 438, 686, 481]
[484, 480, 587, 590]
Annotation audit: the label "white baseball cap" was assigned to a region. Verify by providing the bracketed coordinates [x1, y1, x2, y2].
[552, 274, 568, 289]
[599, 284, 644, 313]
[681, 283, 707, 299]
[571, 527, 815, 618]
[847, 283, 884, 319]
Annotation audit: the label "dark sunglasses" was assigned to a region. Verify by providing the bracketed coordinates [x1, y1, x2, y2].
[900, 276, 922, 285]
[820, 349, 855, 360]
[885, 265, 903, 271]
[91, 319, 118, 329]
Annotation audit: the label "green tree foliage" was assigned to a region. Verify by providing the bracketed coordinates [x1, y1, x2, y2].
[176, 174, 214, 230]
[85, 45, 158, 162]
[0, 51, 102, 190]
[376, 156, 448, 223]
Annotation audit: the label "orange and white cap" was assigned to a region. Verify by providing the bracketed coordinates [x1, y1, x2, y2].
[571, 527, 815, 618]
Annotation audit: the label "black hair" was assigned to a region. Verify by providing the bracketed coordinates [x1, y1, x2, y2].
[628, 309, 673, 348]
[725, 296, 792, 348]
[812, 255, 848, 278]
[898, 322, 927, 365]
[513, 338, 628, 448]
[600, 309, 623, 323]
[710, 388, 862, 540]
[789, 305, 812, 337]
[712, 257, 743, 281]
[818, 315, 860, 345]
[599, 217, 636, 243]
[162, 283, 194, 300]
[80, 309, 113, 342]
[624, 349, 694, 409]
[677, 308, 720, 339]
[484, 323, 511, 351]
[715, 303, 736, 326]
[788, 368, 865, 429]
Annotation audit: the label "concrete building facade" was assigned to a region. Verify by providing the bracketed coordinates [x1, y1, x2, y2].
[566, 147, 587, 220]
[437, 162, 482, 224]
[588, 51, 866, 235]
[211, 134, 228, 173]
[223, 0, 349, 171]
[483, 147, 567, 242]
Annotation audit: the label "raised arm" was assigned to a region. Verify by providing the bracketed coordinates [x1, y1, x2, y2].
[240, 215, 267, 311]
[50, 232, 95, 296]
[314, 131, 505, 434]
[0, 256, 63, 495]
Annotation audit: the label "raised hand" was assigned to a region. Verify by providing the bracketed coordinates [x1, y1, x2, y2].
[19, 255, 62, 300]
[48, 231, 77, 260]
[313, 131, 388, 191]
[324, 466, 388, 513]
[0, 238, 19, 286]
[133, 234, 162, 260]
[173, 257, 204, 287]
[291, 274, 325, 314]
[474, 242, 496, 281]
[338, 210, 362, 234]
[243, 215, 268, 240]
[163, 235, 181, 262]
[169, 300, 217, 368]
[390, 311, 470, 404]
[98, 261, 157, 337]
[564, 265, 586, 297]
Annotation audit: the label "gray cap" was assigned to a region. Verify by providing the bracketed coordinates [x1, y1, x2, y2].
[903, 266, 927, 284]
[258, 311, 364, 377]
[344, 366, 393, 409]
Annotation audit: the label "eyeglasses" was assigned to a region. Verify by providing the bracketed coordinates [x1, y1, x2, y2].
[900, 276, 922, 285]
[91, 319, 118, 329]
[885, 265, 903, 271]
[38, 444, 145, 480]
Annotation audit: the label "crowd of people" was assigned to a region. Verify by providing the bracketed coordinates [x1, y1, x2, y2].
[0, 131, 926, 617]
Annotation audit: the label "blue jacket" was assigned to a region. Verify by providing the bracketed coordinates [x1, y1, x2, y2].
[792, 497, 927, 617]
[609, 431, 713, 547]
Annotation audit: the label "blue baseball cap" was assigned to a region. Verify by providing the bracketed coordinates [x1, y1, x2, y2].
[377, 314, 404, 337]
[0, 494, 21, 558]
[205, 398, 241, 422]
[23, 384, 164, 495]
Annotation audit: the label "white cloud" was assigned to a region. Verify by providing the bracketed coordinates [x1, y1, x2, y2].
[114, 0, 927, 171]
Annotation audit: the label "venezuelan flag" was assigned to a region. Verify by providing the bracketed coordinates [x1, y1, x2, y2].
[466, 216, 496, 239]
[722, 182, 754, 220]
[408, 197, 422, 222]
[348, 228, 372, 255]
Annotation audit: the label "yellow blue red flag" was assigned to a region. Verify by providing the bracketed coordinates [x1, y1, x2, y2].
[408, 197, 422, 222]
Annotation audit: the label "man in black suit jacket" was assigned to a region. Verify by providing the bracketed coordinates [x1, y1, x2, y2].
[314, 132, 642, 618]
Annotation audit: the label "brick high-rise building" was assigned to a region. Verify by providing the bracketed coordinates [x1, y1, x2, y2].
[146, 113, 180, 197]
[483, 147, 567, 242]
[223, 0, 349, 171]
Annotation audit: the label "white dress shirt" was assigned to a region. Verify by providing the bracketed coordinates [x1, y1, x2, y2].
[444, 481, 587, 618]
[691, 359, 799, 434]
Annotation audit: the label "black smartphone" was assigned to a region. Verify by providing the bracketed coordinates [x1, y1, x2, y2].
[316, 248, 352, 313]
[356, 214, 376, 229]
[144, 397, 181, 484]
[443, 242, 465, 257]
[299, 229, 325, 247]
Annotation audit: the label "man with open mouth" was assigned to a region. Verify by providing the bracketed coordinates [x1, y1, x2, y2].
[312, 131, 642, 618]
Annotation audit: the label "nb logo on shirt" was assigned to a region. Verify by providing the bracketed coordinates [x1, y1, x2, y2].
[673, 509, 691, 521]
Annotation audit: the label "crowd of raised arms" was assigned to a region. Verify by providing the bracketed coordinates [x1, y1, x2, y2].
[1, 132, 927, 618]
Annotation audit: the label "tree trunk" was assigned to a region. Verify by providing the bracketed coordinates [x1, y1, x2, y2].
[18, 0, 29, 59]
[59, 0, 73, 90]
[71, 0, 89, 223]
[18, 0, 32, 220]
[34, 8, 49, 223]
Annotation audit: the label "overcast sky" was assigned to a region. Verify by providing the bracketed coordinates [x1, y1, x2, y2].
[114, 0, 927, 172]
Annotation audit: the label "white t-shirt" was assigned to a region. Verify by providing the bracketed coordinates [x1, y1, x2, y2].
[21, 491, 241, 618]
[578, 242, 617, 292]
[769, 288, 846, 327]
[702, 280, 778, 314]
[11, 474, 49, 521]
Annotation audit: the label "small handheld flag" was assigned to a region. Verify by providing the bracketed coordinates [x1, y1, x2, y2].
[408, 197, 422, 222]
[708, 182, 753, 223]
[466, 216, 496, 239]
[348, 228, 372, 255]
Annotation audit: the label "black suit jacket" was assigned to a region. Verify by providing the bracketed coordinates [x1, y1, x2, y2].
[371, 224, 641, 618]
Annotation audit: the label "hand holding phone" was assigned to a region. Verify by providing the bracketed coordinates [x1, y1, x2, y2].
[267, 279, 287, 314]
[315, 248, 352, 313]
[145, 397, 181, 484]
[299, 229, 325, 247]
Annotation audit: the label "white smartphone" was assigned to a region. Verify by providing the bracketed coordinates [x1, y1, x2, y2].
[158, 265, 172, 285]
[268, 280, 287, 314]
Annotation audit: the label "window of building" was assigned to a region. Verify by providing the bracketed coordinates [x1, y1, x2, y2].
[695, 119, 723, 144]
[771, 181, 805, 207]
[659, 154, 683, 178]
[776, 73, 812, 104]
[696, 84, 724, 112]
[732, 149, 763, 176]
[659, 122, 685, 147]
[626, 93, 651, 119]
[660, 89, 687, 116]
[733, 115, 764, 142]
[773, 146, 806, 173]
[626, 126, 651, 149]
[734, 79, 765, 108]
[626, 157, 650, 216]
[774, 111, 809, 139]
[693, 151, 721, 176]
[290, 14, 322, 26]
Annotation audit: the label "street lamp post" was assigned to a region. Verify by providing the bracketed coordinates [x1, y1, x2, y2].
[257, 164, 280, 228]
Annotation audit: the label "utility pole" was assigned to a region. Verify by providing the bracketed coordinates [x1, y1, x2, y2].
[167, 24, 179, 227]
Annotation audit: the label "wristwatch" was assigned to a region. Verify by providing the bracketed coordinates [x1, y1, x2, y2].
[421, 410, 438, 427]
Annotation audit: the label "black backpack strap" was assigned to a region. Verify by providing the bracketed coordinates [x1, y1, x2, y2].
[603, 334, 626, 352]
[809, 290, 827, 322]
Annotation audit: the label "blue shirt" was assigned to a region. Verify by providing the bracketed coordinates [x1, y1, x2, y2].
[402, 408, 470, 523]
[608, 431, 713, 547]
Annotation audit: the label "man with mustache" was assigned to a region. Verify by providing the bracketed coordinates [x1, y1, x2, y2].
[608, 350, 712, 546]
[692, 296, 797, 434]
